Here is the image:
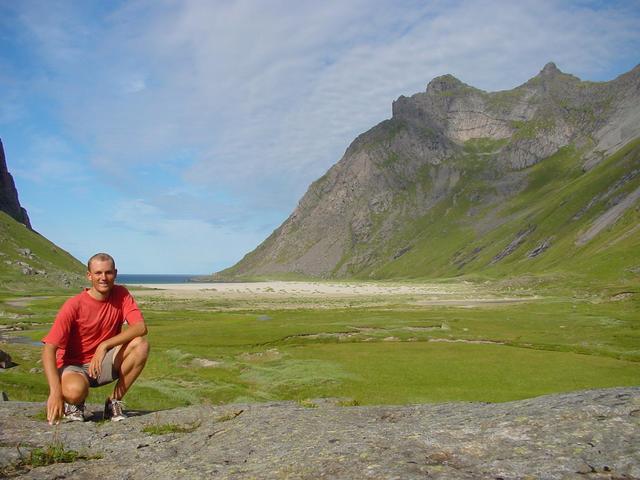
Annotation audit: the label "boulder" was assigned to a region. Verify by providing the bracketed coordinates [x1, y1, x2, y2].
[0, 349, 14, 368]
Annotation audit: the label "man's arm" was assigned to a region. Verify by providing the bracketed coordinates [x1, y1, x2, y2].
[88, 321, 147, 379]
[42, 343, 64, 425]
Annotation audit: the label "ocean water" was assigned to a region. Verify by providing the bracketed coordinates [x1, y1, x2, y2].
[117, 274, 208, 284]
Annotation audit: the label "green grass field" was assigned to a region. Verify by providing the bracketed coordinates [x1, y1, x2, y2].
[1, 281, 638, 411]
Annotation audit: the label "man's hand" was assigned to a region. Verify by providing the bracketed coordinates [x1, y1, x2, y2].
[89, 343, 107, 379]
[46, 392, 64, 425]
[42, 342, 64, 425]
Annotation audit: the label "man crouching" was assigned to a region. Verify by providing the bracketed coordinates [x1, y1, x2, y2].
[42, 253, 149, 424]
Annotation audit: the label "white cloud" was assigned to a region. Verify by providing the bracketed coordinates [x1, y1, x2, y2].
[105, 197, 266, 272]
[11, 135, 90, 185]
[4, 0, 640, 271]
[120, 75, 147, 94]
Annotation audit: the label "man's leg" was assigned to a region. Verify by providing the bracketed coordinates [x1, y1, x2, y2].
[61, 370, 89, 405]
[111, 336, 149, 400]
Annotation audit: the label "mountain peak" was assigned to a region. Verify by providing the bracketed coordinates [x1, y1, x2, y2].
[540, 62, 561, 76]
[522, 62, 580, 88]
[426, 74, 466, 94]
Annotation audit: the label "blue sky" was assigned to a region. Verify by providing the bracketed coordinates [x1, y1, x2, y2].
[1, 0, 639, 273]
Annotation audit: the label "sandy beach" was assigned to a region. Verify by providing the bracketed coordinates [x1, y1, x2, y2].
[127, 280, 468, 296]
[126, 280, 536, 307]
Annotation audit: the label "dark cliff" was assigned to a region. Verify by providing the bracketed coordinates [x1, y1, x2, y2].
[0, 139, 31, 229]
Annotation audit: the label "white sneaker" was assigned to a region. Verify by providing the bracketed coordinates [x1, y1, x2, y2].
[104, 398, 126, 422]
[63, 402, 86, 422]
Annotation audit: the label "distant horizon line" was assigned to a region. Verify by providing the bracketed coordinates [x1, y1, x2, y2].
[117, 273, 211, 276]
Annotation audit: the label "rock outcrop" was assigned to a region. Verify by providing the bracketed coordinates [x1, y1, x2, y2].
[218, 63, 640, 280]
[1, 387, 638, 479]
[0, 139, 31, 229]
[0, 349, 15, 368]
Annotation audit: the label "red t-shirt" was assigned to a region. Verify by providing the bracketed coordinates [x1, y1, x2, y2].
[42, 285, 144, 368]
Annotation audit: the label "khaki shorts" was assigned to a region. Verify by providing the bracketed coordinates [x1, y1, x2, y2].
[59, 345, 121, 388]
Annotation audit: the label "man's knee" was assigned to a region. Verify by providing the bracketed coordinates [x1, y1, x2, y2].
[129, 336, 150, 361]
[61, 373, 89, 403]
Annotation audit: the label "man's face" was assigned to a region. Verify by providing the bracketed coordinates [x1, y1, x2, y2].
[87, 259, 117, 295]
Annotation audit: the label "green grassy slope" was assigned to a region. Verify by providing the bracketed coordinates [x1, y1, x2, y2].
[0, 211, 84, 294]
[361, 138, 640, 288]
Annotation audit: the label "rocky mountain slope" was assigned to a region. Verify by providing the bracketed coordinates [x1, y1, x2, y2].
[1, 387, 638, 479]
[219, 63, 640, 281]
[0, 139, 84, 292]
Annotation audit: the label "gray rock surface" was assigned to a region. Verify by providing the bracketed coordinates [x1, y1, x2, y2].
[1, 387, 639, 479]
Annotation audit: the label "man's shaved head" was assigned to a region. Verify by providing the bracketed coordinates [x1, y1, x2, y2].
[87, 253, 116, 272]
